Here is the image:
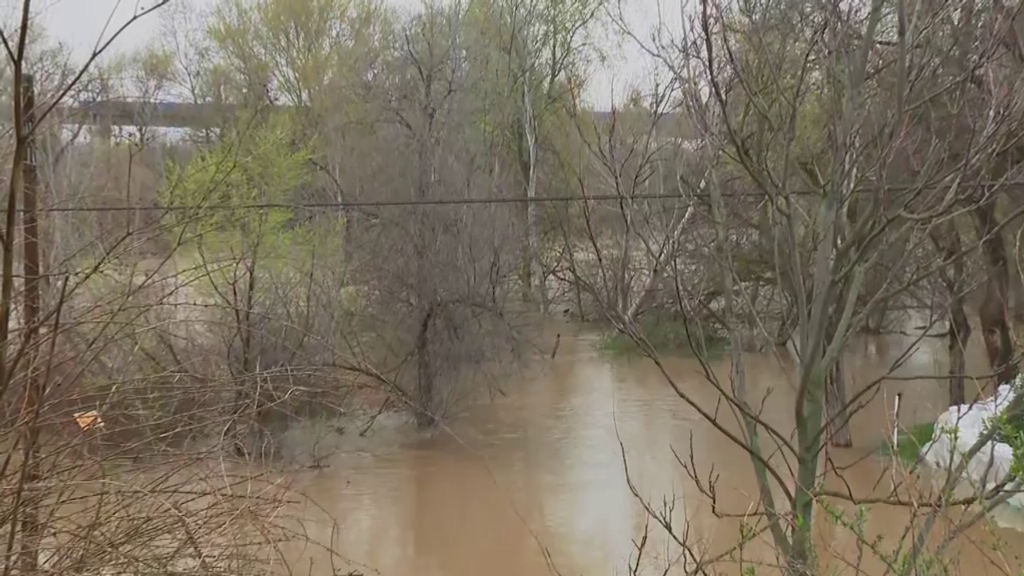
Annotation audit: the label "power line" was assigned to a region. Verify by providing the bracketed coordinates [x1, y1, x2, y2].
[30, 192, 702, 213]
[22, 179, 1024, 214]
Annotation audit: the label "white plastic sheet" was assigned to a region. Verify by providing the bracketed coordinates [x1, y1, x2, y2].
[920, 379, 1024, 530]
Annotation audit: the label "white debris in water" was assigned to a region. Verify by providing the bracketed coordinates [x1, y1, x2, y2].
[920, 376, 1024, 531]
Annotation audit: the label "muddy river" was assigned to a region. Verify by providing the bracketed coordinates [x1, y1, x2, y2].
[282, 324, 1024, 575]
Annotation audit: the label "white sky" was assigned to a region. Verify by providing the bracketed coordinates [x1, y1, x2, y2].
[14, 0, 674, 108]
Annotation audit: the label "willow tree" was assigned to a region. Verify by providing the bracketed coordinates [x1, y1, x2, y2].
[206, 0, 393, 261]
[162, 113, 319, 454]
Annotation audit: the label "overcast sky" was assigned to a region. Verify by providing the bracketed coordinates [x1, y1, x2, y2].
[16, 0, 672, 108]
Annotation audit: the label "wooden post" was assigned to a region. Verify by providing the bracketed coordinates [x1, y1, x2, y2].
[18, 72, 43, 574]
[22, 75, 40, 351]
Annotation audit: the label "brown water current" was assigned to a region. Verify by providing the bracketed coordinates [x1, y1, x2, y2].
[284, 324, 1024, 576]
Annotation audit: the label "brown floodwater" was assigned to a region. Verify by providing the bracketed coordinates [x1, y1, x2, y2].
[283, 323, 1024, 576]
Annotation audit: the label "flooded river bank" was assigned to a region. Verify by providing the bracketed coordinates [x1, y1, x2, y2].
[282, 324, 1024, 575]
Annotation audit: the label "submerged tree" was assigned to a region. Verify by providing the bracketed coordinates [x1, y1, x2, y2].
[568, 0, 1024, 573]
[161, 113, 328, 454]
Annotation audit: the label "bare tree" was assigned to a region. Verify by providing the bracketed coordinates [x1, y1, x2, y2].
[558, 0, 1024, 573]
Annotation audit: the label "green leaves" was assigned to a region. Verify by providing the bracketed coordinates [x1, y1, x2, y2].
[161, 113, 314, 252]
[209, 0, 384, 106]
[878, 422, 936, 466]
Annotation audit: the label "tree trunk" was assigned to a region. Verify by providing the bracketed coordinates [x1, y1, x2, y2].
[524, 80, 544, 313]
[518, 78, 543, 309]
[945, 229, 970, 406]
[519, 199, 532, 303]
[864, 300, 889, 334]
[817, 296, 854, 448]
[564, 226, 586, 320]
[414, 106, 437, 428]
[824, 356, 853, 447]
[416, 307, 436, 428]
[860, 238, 904, 333]
[931, 223, 971, 405]
[775, 300, 797, 347]
[949, 297, 971, 405]
[514, 110, 531, 304]
[516, 161, 532, 303]
[228, 235, 261, 456]
[973, 202, 1016, 387]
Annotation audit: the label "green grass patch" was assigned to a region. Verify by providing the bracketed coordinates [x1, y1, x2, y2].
[597, 318, 728, 358]
[878, 422, 935, 466]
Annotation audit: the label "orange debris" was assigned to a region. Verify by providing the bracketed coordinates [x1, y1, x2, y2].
[73, 410, 104, 432]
